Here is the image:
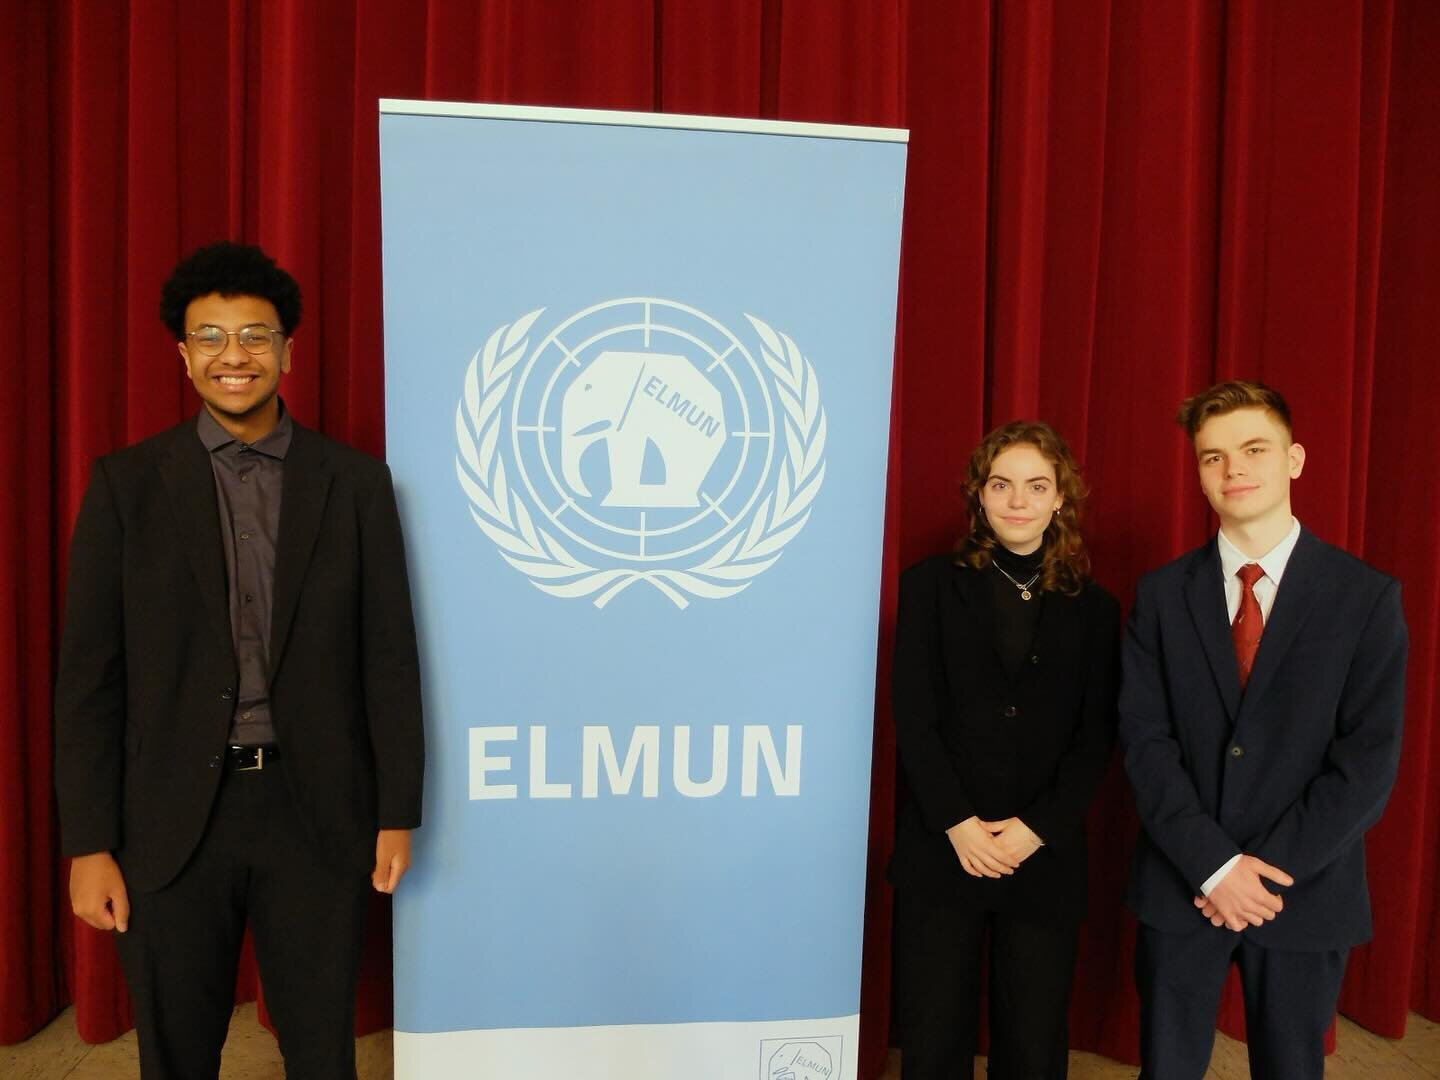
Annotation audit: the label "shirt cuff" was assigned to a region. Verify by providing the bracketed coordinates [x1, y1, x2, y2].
[1201, 853, 1243, 896]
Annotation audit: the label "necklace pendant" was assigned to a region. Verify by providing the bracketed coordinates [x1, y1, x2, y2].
[1020, 589, 1032, 601]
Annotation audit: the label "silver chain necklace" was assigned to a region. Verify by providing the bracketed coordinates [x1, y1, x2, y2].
[993, 560, 1041, 601]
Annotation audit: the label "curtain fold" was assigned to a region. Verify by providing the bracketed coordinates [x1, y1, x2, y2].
[0, 0, 59, 1047]
[1357, 0, 1440, 1027]
[3, 2, 1437, 1074]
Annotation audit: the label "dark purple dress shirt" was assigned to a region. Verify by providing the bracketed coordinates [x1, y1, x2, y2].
[196, 405, 292, 746]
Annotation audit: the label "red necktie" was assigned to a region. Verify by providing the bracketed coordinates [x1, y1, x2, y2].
[1232, 563, 1265, 689]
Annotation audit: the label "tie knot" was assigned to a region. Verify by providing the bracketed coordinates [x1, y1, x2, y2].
[1237, 563, 1265, 589]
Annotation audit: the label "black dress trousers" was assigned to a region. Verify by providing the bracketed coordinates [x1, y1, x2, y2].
[894, 888, 1081, 1080]
[115, 757, 369, 1080]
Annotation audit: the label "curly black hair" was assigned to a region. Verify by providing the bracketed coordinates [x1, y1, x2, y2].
[158, 241, 302, 340]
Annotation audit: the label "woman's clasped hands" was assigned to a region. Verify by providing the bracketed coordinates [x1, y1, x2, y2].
[946, 816, 1043, 878]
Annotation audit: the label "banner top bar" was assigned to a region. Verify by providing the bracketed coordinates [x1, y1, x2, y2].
[378, 98, 909, 143]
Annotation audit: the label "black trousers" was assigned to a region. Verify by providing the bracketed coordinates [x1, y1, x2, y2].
[115, 758, 369, 1080]
[1135, 924, 1348, 1080]
[893, 889, 1080, 1079]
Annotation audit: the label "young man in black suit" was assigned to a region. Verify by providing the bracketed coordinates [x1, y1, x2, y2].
[55, 242, 424, 1079]
[1121, 381, 1407, 1079]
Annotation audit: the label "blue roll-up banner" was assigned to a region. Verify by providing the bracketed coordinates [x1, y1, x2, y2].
[380, 100, 907, 1079]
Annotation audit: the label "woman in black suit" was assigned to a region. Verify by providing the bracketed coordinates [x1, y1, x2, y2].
[889, 420, 1120, 1079]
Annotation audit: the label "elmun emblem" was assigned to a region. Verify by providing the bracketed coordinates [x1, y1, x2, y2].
[454, 298, 827, 608]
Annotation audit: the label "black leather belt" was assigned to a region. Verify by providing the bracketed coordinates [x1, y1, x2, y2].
[227, 745, 280, 771]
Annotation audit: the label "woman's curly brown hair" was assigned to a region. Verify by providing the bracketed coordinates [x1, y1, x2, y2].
[953, 420, 1091, 596]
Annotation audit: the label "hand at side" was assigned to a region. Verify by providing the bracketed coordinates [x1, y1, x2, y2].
[946, 816, 1019, 878]
[70, 851, 130, 932]
[1193, 854, 1293, 930]
[373, 828, 413, 893]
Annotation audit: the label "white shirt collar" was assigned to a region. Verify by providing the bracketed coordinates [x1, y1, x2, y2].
[1217, 517, 1301, 585]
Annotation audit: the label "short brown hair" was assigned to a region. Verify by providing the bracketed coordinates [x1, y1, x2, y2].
[953, 420, 1090, 596]
[1176, 380, 1293, 440]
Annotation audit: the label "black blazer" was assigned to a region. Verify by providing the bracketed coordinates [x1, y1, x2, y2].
[888, 555, 1121, 916]
[54, 414, 425, 891]
[1120, 529, 1407, 950]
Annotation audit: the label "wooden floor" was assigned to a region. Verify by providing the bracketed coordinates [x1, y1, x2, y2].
[4, 1004, 1438, 1078]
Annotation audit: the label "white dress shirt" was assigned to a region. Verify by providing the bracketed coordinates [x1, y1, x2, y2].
[1200, 517, 1302, 896]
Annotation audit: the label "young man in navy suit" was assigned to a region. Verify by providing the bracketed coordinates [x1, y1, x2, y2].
[1120, 381, 1407, 1079]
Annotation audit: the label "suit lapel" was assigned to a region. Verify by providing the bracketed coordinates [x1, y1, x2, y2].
[155, 418, 234, 659]
[1237, 528, 1320, 714]
[1028, 581, 1079, 668]
[269, 424, 333, 679]
[1184, 539, 1241, 724]
[947, 562, 1007, 681]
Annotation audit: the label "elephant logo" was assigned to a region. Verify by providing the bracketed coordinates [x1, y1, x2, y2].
[760, 1038, 840, 1080]
[560, 350, 726, 508]
[455, 298, 827, 609]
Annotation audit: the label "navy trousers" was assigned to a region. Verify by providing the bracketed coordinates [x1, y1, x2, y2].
[1135, 923, 1347, 1080]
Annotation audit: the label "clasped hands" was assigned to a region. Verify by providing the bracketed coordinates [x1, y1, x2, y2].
[946, 815, 1042, 878]
[1193, 854, 1294, 932]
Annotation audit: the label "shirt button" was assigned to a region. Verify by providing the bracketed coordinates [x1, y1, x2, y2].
[1230, 745, 1244, 758]
[241, 711, 252, 721]
[239, 532, 251, 541]
[221, 687, 233, 700]
[244, 593, 254, 603]
[239, 472, 250, 482]
[1003, 705, 1018, 718]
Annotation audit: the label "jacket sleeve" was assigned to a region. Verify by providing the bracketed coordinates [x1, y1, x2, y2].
[360, 465, 426, 829]
[891, 564, 973, 833]
[1119, 575, 1240, 891]
[1020, 589, 1120, 844]
[53, 459, 128, 856]
[1250, 579, 1407, 882]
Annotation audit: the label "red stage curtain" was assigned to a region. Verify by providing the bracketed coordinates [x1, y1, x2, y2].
[2, 2, 1436, 1075]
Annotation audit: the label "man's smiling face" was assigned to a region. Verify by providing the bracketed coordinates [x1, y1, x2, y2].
[178, 292, 292, 429]
[1193, 406, 1305, 532]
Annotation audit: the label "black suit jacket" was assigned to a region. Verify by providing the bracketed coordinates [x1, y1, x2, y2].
[55, 414, 425, 891]
[1120, 529, 1407, 950]
[888, 556, 1121, 916]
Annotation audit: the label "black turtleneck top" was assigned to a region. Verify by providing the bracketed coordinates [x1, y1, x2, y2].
[989, 542, 1046, 679]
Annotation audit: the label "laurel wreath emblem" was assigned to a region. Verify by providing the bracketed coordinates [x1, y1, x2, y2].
[454, 308, 827, 609]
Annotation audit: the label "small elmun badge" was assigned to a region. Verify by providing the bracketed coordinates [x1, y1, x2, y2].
[454, 298, 827, 609]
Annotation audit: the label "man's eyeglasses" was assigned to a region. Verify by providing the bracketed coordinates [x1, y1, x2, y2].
[185, 324, 285, 357]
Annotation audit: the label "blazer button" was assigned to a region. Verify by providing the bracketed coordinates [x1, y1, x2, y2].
[1003, 705, 1018, 718]
[1230, 745, 1244, 758]
[221, 687, 234, 701]
[1029, 654, 1040, 665]
[208, 754, 222, 768]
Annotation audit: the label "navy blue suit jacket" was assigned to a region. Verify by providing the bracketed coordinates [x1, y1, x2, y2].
[1120, 528, 1407, 950]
